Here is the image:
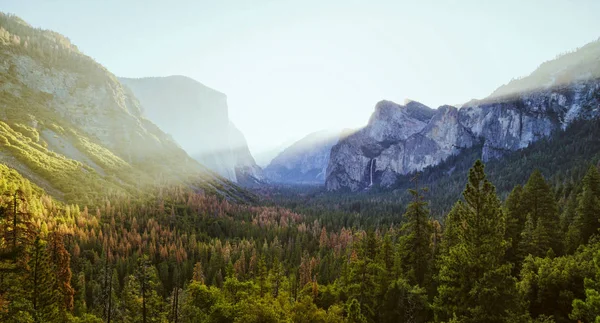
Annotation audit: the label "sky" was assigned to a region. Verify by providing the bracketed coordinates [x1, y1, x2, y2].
[3, 0, 600, 156]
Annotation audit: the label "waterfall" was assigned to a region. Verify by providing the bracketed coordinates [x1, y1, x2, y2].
[369, 159, 375, 186]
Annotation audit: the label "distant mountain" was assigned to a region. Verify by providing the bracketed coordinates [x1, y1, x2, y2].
[489, 38, 600, 99]
[254, 139, 298, 168]
[264, 130, 339, 184]
[0, 13, 246, 202]
[326, 39, 600, 191]
[119, 76, 263, 185]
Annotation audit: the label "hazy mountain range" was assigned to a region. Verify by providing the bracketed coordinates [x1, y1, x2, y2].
[326, 39, 600, 190]
[0, 13, 248, 202]
[1, 11, 600, 197]
[120, 76, 263, 185]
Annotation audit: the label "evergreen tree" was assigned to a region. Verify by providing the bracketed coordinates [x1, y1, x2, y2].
[3, 189, 35, 254]
[504, 185, 526, 265]
[73, 271, 87, 317]
[575, 165, 600, 244]
[519, 215, 537, 257]
[380, 277, 429, 323]
[570, 245, 600, 322]
[135, 256, 166, 323]
[519, 170, 561, 256]
[121, 275, 141, 323]
[346, 231, 380, 322]
[47, 231, 75, 320]
[26, 236, 60, 322]
[434, 160, 525, 323]
[398, 174, 433, 287]
[376, 233, 395, 308]
[192, 261, 205, 284]
[257, 255, 268, 297]
[562, 193, 580, 253]
[346, 298, 367, 323]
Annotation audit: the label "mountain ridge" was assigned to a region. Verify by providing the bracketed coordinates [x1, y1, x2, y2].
[326, 38, 600, 191]
[264, 130, 339, 184]
[119, 75, 264, 185]
[0, 12, 248, 203]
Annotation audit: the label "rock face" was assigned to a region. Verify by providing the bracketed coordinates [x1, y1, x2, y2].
[326, 39, 600, 191]
[264, 130, 339, 184]
[120, 76, 263, 184]
[0, 13, 243, 202]
[228, 123, 263, 185]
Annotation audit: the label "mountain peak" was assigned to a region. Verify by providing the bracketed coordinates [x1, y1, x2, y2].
[120, 76, 262, 184]
[372, 99, 434, 125]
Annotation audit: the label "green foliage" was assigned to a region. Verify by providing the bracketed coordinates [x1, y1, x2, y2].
[397, 177, 434, 287]
[505, 185, 526, 267]
[572, 166, 600, 245]
[570, 245, 600, 323]
[1, 122, 600, 322]
[518, 242, 597, 322]
[380, 278, 429, 323]
[434, 160, 525, 323]
[519, 170, 561, 257]
[26, 237, 60, 322]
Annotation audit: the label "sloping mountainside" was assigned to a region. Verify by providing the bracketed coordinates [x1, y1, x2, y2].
[0, 13, 247, 203]
[264, 130, 339, 184]
[326, 39, 600, 191]
[119, 76, 263, 185]
[272, 117, 600, 221]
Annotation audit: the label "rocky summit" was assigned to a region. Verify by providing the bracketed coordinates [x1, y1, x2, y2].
[0, 13, 244, 202]
[326, 40, 600, 191]
[264, 130, 339, 184]
[120, 76, 263, 185]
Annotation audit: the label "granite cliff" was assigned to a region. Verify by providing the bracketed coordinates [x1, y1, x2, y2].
[326, 39, 600, 191]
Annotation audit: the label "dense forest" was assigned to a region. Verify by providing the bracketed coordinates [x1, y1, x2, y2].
[1, 152, 600, 322]
[1, 10, 600, 323]
[264, 117, 600, 222]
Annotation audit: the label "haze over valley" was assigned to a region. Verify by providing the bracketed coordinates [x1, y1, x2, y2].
[2, 2, 600, 322]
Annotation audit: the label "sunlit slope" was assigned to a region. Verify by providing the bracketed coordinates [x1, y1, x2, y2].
[489, 38, 600, 99]
[0, 13, 249, 203]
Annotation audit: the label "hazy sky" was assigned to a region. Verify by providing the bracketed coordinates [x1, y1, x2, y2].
[3, 0, 600, 155]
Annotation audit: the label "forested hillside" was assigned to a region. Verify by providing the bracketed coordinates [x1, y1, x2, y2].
[1, 9, 600, 323]
[2, 148, 600, 322]
[0, 13, 246, 204]
[269, 116, 600, 221]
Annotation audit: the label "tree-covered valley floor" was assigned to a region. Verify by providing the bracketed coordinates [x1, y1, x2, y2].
[2, 149, 600, 322]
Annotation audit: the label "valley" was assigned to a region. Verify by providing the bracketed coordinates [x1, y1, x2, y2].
[1, 9, 600, 323]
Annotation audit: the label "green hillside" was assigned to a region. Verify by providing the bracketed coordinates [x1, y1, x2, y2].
[0, 13, 249, 204]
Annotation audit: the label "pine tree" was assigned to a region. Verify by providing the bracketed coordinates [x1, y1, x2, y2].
[47, 231, 74, 320]
[26, 236, 60, 322]
[2, 189, 35, 255]
[192, 261, 205, 284]
[570, 245, 600, 322]
[519, 215, 537, 257]
[169, 267, 182, 323]
[575, 165, 600, 244]
[504, 185, 526, 265]
[377, 233, 395, 295]
[434, 160, 525, 323]
[73, 271, 87, 316]
[562, 193, 580, 253]
[122, 275, 142, 323]
[98, 240, 120, 323]
[398, 173, 433, 286]
[257, 255, 268, 297]
[270, 258, 285, 298]
[346, 231, 380, 322]
[380, 277, 428, 323]
[135, 256, 166, 323]
[346, 298, 367, 323]
[520, 170, 561, 256]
